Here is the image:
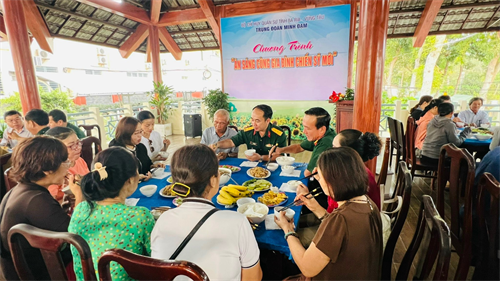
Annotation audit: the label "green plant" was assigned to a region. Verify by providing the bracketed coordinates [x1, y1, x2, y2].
[203, 89, 230, 119]
[147, 82, 175, 124]
[0, 122, 6, 139]
[0, 87, 76, 113]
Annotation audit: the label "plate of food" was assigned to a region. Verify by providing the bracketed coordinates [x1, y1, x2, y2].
[243, 179, 272, 192]
[219, 165, 241, 173]
[173, 197, 184, 207]
[258, 191, 288, 207]
[166, 176, 173, 184]
[471, 127, 493, 135]
[159, 184, 176, 198]
[247, 167, 271, 179]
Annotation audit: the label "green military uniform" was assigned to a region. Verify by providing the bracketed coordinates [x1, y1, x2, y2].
[67, 123, 87, 139]
[300, 127, 336, 172]
[37, 127, 49, 135]
[231, 124, 287, 156]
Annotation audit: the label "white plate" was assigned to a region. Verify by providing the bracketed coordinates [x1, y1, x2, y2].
[166, 176, 173, 183]
[216, 198, 236, 208]
[173, 197, 183, 207]
[159, 185, 176, 198]
[246, 168, 271, 179]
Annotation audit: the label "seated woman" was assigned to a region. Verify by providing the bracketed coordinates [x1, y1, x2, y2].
[456, 97, 491, 127]
[422, 103, 471, 166]
[0, 136, 82, 280]
[409, 95, 433, 121]
[276, 147, 382, 280]
[151, 144, 262, 281]
[109, 117, 164, 182]
[69, 147, 155, 281]
[489, 126, 500, 151]
[46, 127, 90, 201]
[332, 129, 382, 210]
[415, 99, 443, 152]
[137, 111, 170, 161]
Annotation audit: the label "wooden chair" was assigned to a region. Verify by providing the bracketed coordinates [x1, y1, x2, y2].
[387, 117, 398, 168]
[98, 249, 209, 281]
[280, 125, 292, 146]
[0, 152, 12, 199]
[81, 136, 102, 170]
[396, 195, 451, 281]
[473, 173, 500, 280]
[436, 144, 475, 280]
[376, 138, 391, 197]
[228, 125, 238, 132]
[3, 167, 17, 191]
[8, 223, 96, 281]
[381, 161, 413, 280]
[395, 119, 406, 163]
[405, 116, 438, 182]
[78, 124, 102, 141]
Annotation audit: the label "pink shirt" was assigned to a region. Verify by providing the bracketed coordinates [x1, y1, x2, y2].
[415, 111, 434, 150]
[49, 158, 89, 200]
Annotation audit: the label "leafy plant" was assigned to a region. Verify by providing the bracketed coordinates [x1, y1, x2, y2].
[147, 82, 175, 124]
[0, 122, 6, 139]
[0, 87, 76, 113]
[202, 89, 230, 120]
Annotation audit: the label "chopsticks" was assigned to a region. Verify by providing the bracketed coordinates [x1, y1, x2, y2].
[265, 143, 278, 167]
[278, 188, 323, 213]
[295, 172, 318, 182]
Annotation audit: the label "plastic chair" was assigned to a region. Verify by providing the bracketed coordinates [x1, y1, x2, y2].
[396, 195, 451, 281]
[98, 249, 209, 281]
[473, 173, 500, 280]
[381, 161, 413, 280]
[436, 143, 475, 280]
[78, 124, 102, 141]
[8, 223, 96, 281]
[280, 125, 292, 146]
[405, 116, 438, 183]
[81, 137, 102, 170]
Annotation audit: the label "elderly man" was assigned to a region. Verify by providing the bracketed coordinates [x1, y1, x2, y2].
[211, 104, 287, 162]
[0, 110, 33, 148]
[272, 107, 336, 177]
[455, 97, 490, 127]
[201, 109, 239, 160]
[48, 109, 86, 139]
[7, 109, 50, 144]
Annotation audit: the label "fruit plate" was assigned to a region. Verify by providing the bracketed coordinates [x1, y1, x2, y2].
[258, 195, 288, 207]
[246, 167, 271, 179]
[219, 165, 241, 173]
[243, 179, 272, 192]
[216, 198, 236, 208]
[173, 197, 184, 207]
[166, 176, 173, 184]
[159, 185, 176, 198]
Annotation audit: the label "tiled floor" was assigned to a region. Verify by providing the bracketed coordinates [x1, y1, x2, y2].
[165, 134, 473, 280]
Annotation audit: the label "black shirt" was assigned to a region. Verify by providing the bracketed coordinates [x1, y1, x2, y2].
[411, 108, 424, 121]
[109, 139, 152, 175]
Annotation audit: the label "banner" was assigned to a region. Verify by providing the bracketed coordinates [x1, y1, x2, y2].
[221, 5, 351, 100]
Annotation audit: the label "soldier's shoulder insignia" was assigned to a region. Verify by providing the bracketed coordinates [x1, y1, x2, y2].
[244, 126, 254, 132]
[271, 127, 283, 136]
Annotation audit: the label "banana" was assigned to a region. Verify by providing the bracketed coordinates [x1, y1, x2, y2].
[225, 187, 251, 197]
[217, 195, 235, 205]
[228, 185, 247, 191]
[219, 189, 234, 201]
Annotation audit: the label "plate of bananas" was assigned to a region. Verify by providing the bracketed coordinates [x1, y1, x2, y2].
[216, 184, 255, 207]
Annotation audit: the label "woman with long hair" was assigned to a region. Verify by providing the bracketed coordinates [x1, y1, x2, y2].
[410, 95, 433, 121]
[137, 111, 170, 160]
[415, 99, 443, 152]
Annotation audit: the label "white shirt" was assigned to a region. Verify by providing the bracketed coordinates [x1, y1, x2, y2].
[490, 126, 500, 151]
[151, 198, 260, 281]
[0, 126, 33, 148]
[140, 130, 163, 159]
[200, 127, 239, 154]
[457, 109, 490, 126]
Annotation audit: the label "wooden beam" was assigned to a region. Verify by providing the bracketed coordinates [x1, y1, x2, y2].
[146, 35, 152, 62]
[149, 26, 162, 83]
[157, 8, 206, 26]
[158, 27, 182, 60]
[413, 0, 444, 47]
[118, 24, 149, 58]
[222, 0, 308, 18]
[22, 0, 53, 53]
[198, 0, 220, 43]
[150, 0, 162, 24]
[76, 0, 151, 25]
[0, 15, 7, 40]
[306, 0, 316, 8]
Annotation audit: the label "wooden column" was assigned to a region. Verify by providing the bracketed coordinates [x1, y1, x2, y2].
[149, 26, 162, 84]
[347, 0, 356, 88]
[353, 0, 390, 173]
[2, 0, 41, 114]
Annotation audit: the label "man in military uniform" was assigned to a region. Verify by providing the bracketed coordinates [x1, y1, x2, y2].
[211, 104, 287, 162]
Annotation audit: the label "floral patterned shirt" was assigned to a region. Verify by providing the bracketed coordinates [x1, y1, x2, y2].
[68, 202, 155, 280]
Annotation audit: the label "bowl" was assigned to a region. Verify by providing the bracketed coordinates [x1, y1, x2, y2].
[159, 151, 169, 159]
[219, 167, 232, 186]
[153, 168, 165, 177]
[287, 180, 300, 192]
[267, 163, 279, 172]
[475, 134, 492, 141]
[274, 207, 295, 221]
[237, 197, 256, 207]
[456, 122, 465, 127]
[480, 124, 490, 129]
[150, 206, 170, 220]
[140, 185, 157, 197]
[282, 165, 295, 175]
[245, 149, 256, 157]
[276, 156, 295, 166]
[237, 203, 269, 224]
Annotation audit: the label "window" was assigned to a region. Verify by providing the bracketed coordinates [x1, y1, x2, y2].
[127, 72, 148, 78]
[36, 66, 58, 73]
[85, 70, 102, 75]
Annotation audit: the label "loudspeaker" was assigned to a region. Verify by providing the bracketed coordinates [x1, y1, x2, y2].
[183, 114, 202, 138]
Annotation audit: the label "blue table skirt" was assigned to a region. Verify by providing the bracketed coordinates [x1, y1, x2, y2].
[130, 158, 309, 260]
[463, 137, 492, 146]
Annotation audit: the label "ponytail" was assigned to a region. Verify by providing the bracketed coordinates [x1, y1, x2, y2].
[410, 95, 433, 114]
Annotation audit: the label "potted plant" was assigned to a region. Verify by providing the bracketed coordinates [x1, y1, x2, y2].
[202, 89, 230, 120]
[329, 88, 355, 133]
[147, 82, 175, 135]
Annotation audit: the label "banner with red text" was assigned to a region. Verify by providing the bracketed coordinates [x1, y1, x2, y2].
[221, 5, 351, 100]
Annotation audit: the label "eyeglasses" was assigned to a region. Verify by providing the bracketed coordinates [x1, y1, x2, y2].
[149, 139, 154, 153]
[68, 140, 83, 151]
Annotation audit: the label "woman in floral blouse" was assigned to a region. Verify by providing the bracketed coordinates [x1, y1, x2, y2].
[68, 147, 154, 280]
